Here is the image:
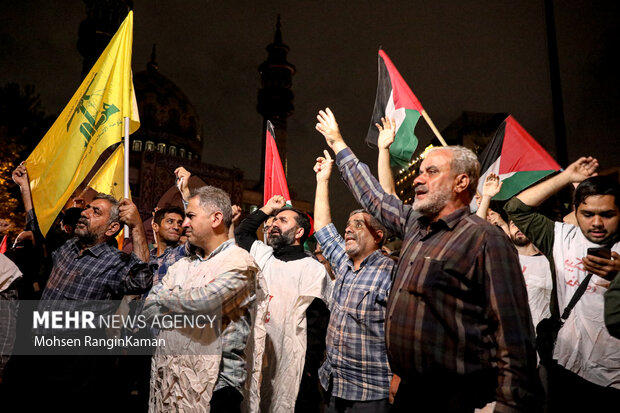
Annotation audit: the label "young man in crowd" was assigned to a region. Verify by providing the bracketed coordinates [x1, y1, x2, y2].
[505, 158, 620, 410]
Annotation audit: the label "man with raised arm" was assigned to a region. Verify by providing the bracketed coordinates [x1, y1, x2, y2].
[315, 108, 540, 413]
[234, 195, 331, 413]
[313, 150, 394, 412]
[477, 174, 553, 329]
[504, 158, 620, 410]
[10, 163, 154, 412]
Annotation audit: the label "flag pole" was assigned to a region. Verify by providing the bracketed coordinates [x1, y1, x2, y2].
[420, 110, 448, 147]
[123, 116, 130, 238]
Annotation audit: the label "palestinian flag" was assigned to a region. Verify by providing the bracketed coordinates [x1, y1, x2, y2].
[264, 120, 291, 206]
[366, 49, 425, 169]
[477, 115, 561, 201]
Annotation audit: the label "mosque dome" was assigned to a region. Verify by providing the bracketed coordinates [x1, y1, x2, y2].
[131, 46, 202, 160]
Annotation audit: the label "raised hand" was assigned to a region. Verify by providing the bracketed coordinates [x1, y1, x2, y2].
[231, 205, 242, 226]
[377, 117, 396, 150]
[313, 150, 334, 182]
[12, 162, 29, 188]
[315, 108, 347, 153]
[174, 166, 192, 201]
[263, 195, 287, 216]
[119, 198, 142, 228]
[564, 156, 598, 183]
[482, 173, 503, 198]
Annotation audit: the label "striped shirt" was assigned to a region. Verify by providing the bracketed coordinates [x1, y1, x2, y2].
[316, 223, 394, 401]
[336, 148, 539, 412]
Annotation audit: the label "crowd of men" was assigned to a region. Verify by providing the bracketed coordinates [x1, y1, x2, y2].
[0, 107, 619, 413]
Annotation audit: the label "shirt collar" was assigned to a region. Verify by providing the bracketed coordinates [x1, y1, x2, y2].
[347, 248, 384, 271]
[197, 238, 234, 261]
[417, 206, 470, 232]
[72, 238, 113, 258]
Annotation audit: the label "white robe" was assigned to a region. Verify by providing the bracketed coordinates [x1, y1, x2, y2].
[244, 241, 332, 413]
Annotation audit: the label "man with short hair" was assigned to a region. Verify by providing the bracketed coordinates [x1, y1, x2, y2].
[313, 150, 394, 412]
[144, 185, 258, 413]
[150, 205, 185, 285]
[10, 163, 154, 412]
[505, 158, 620, 410]
[235, 195, 331, 413]
[315, 108, 540, 412]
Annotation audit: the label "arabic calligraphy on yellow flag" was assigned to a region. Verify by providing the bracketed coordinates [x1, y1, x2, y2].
[26, 11, 139, 236]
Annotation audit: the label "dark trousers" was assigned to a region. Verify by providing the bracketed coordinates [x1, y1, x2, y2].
[545, 363, 620, 411]
[389, 370, 497, 413]
[211, 386, 243, 413]
[324, 395, 390, 413]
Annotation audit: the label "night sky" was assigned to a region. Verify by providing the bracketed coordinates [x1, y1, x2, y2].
[1, 0, 618, 229]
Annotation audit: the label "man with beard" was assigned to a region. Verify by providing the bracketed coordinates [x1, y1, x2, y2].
[9, 163, 153, 412]
[477, 174, 553, 329]
[235, 195, 331, 413]
[313, 150, 394, 413]
[315, 108, 540, 412]
[505, 159, 620, 410]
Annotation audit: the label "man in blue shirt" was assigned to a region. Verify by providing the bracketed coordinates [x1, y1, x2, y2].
[313, 150, 394, 413]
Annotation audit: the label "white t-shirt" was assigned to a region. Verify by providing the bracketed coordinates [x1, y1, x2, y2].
[552, 222, 620, 388]
[518, 254, 553, 329]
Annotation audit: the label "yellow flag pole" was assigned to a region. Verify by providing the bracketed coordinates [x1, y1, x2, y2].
[124, 116, 130, 238]
[420, 109, 448, 147]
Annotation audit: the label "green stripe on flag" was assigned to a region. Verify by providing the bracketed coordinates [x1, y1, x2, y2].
[390, 108, 421, 168]
[495, 170, 556, 200]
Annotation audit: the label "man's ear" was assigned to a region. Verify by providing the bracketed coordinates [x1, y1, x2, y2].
[152, 221, 159, 232]
[453, 174, 471, 194]
[294, 226, 305, 242]
[106, 221, 121, 237]
[211, 211, 223, 228]
[374, 229, 384, 245]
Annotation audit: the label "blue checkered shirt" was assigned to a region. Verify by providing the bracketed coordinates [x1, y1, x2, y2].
[316, 223, 394, 401]
[41, 238, 154, 301]
[150, 243, 190, 286]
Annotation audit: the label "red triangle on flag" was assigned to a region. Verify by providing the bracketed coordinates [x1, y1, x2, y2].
[499, 116, 561, 174]
[379, 49, 424, 112]
[264, 121, 291, 205]
[0, 235, 7, 254]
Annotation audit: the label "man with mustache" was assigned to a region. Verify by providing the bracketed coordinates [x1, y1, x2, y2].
[315, 108, 540, 412]
[234, 196, 331, 413]
[477, 174, 553, 330]
[10, 163, 153, 412]
[505, 159, 620, 410]
[313, 150, 394, 413]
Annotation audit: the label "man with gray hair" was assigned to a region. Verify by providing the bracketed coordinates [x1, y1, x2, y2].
[144, 185, 258, 413]
[10, 163, 154, 412]
[313, 149, 394, 412]
[315, 108, 540, 412]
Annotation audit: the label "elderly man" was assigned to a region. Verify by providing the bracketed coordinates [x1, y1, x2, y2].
[313, 150, 395, 412]
[144, 186, 258, 413]
[315, 108, 540, 412]
[505, 159, 620, 410]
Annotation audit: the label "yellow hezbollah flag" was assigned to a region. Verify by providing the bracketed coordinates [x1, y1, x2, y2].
[26, 11, 139, 236]
[87, 144, 129, 201]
